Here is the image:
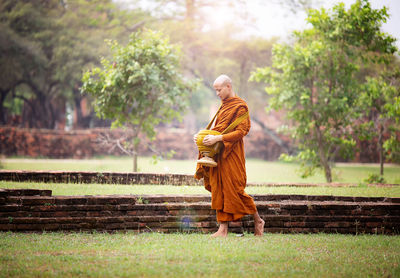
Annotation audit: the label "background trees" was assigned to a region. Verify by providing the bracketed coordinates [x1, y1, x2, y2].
[251, 0, 398, 182]
[358, 63, 400, 177]
[0, 0, 64, 128]
[0, 0, 310, 131]
[0, 0, 147, 128]
[1, 0, 399, 180]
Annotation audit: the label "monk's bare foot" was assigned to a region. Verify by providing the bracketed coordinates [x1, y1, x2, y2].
[211, 223, 228, 238]
[211, 230, 228, 238]
[254, 219, 265, 236]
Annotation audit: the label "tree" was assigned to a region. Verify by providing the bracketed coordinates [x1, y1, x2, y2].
[57, 0, 150, 128]
[357, 63, 400, 177]
[250, 0, 397, 182]
[0, 0, 148, 128]
[0, 0, 62, 127]
[81, 30, 195, 171]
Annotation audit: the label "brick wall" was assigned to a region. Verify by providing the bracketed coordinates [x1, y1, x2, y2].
[0, 170, 203, 185]
[1, 170, 397, 187]
[1, 189, 399, 234]
[0, 126, 289, 160]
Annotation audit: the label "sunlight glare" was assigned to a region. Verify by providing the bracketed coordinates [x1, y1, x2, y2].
[201, 4, 236, 31]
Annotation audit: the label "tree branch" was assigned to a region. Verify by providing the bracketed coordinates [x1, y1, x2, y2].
[252, 116, 293, 154]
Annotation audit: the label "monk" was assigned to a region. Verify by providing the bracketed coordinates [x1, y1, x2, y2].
[194, 74, 265, 237]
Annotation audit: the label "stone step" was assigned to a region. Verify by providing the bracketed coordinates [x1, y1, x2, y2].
[1, 188, 399, 234]
[1, 215, 398, 233]
[0, 189, 52, 197]
[1, 214, 398, 223]
[1, 201, 399, 220]
[2, 191, 400, 205]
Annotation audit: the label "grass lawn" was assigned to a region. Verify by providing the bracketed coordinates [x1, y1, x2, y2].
[2, 157, 400, 184]
[1, 181, 400, 197]
[2, 159, 399, 278]
[1, 232, 399, 278]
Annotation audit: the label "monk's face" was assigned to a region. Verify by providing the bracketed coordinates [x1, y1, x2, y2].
[213, 82, 232, 100]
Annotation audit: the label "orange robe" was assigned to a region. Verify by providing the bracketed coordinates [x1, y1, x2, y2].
[195, 96, 257, 222]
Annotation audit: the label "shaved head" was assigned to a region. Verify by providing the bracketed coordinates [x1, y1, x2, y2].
[213, 74, 232, 87]
[213, 74, 235, 100]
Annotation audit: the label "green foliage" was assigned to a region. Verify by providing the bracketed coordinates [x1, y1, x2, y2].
[250, 0, 397, 182]
[0, 0, 278, 131]
[0, 0, 63, 125]
[0, 0, 150, 127]
[81, 30, 196, 169]
[384, 134, 400, 163]
[364, 173, 386, 184]
[82, 30, 193, 135]
[357, 66, 400, 166]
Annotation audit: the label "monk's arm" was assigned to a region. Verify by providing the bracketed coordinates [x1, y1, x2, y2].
[222, 107, 250, 143]
[203, 107, 250, 146]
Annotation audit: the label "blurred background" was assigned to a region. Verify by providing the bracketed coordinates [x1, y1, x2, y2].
[0, 0, 399, 171]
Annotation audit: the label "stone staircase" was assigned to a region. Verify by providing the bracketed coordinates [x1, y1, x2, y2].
[1, 189, 399, 234]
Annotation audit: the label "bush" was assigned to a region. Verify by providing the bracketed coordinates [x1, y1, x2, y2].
[364, 173, 386, 184]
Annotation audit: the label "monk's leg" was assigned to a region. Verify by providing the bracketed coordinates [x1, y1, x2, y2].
[253, 211, 265, 236]
[211, 222, 228, 237]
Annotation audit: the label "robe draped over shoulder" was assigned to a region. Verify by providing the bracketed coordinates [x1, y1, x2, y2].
[194, 96, 257, 222]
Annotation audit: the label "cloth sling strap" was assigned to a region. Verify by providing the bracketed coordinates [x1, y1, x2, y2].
[205, 104, 249, 134]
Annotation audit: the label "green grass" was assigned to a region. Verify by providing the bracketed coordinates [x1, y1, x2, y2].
[2, 157, 400, 184]
[1, 232, 399, 278]
[2, 159, 399, 278]
[1, 181, 400, 197]
[1, 157, 399, 197]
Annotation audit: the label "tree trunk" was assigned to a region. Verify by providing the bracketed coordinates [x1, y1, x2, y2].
[47, 97, 56, 129]
[23, 80, 54, 129]
[0, 89, 8, 125]
[378, 123, 384, 176]
[315, 126, 332, 183]
[310, 82, 332, 182]
[37, 95, 49, 128]
[322, 159, 332, 183]
[318, 143, 332, 183]
[133, 144, 138, 172]
[74, 93, 84, 128]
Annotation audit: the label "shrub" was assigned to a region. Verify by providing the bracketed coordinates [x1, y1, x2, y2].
[364, 173, 386, 184]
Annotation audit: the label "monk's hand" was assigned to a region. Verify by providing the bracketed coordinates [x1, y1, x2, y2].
[203, 135, 222, 146]
[193, 133, 198, 144]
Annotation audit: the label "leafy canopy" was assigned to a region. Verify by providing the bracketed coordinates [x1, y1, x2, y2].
[250, 0, 397, 182]
[359, 68, 400, 165]
[82, 29, 195, 141]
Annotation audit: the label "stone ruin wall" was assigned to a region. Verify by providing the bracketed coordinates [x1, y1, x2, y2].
[0, 126, 296, 160]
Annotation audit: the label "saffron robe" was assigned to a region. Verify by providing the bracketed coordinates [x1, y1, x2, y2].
[195, 96, 257, 222]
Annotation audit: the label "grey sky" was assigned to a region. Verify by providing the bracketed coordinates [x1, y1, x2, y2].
[248, 0, 400, 48]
